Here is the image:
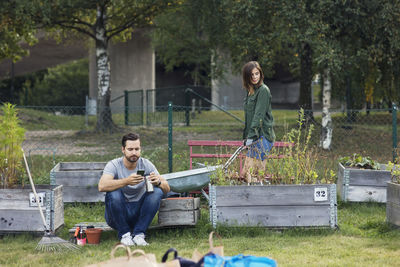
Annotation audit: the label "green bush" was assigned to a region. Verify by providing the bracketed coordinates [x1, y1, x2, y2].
[0, 103, 26, 188]
[20, 58, 88, 107]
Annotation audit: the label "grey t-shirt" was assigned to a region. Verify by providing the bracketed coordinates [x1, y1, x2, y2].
[103, 157, 159, 202]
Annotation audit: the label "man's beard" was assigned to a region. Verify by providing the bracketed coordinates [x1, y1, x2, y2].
[125, 155, 139, 163]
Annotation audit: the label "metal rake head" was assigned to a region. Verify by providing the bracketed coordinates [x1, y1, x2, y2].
[36, 232, 79, 252]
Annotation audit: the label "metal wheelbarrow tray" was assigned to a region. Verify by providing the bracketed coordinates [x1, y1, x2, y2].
[163, 166, 218, 193]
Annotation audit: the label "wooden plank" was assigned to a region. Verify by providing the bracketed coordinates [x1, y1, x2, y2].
[160, 197, 200, 211]
[215, 185, 333, 206]
[337, 163, 345, 199]
[62, 186, 105, 203]
[158, 210, 200, 226]
[346, 185, 387, 203]
[347, 170, 390, 186]
[386, 183, 400, 205]
[53, 186, 64, 230]
[58, 162, 107, 170]
[0, 200, 31, 209]
[338, 163, 391, 186]
[54, 176, 101, 186]
[386, 202, 400, 227]
[68, 222, 113, 234]
[0, 209, 45, 232]
[216, 206, 331, 227]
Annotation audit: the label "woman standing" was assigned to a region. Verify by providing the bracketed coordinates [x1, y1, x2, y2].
[241, 61, 275, 182]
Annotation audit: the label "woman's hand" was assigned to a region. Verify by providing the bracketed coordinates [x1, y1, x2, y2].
[244, 138, 253, 146]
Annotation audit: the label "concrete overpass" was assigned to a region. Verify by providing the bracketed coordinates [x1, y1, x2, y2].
[0, 30, 155, 109]
[0, 31, 299, 110]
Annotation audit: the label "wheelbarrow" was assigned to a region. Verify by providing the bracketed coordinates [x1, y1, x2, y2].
[163, 165, 219, 201]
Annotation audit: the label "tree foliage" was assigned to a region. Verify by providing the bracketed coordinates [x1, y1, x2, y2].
[22, 0, 177, 132]
[0, 1, 37, 61]
[153, 0, 400, 108]
[20, 59, 89, 107]
[152, 0, 226, 85]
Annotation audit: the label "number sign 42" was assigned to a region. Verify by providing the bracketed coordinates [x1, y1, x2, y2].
[314, 187, 328, 202]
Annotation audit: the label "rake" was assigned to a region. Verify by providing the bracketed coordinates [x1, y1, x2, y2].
[22, 149, 79, 252]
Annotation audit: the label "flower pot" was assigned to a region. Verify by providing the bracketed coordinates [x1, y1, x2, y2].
[85, 228, 102, 244]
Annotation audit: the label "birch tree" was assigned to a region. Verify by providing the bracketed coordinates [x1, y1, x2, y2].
[27, 0, 175, 132]
[320, 70, 332, 150]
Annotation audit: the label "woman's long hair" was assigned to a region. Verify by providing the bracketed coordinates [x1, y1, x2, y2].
[242, 61, 264, 93]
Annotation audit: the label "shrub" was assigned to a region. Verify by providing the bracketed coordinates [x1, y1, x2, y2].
[0, 103, 26, 188]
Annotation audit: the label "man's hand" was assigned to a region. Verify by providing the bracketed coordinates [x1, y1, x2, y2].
[125, 173, 144, 186]
[148, 172, 161, 186]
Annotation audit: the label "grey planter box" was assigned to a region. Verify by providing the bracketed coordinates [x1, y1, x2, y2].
[209, 184, 337, 228]
[337, 163, 391, 203]
[158, 197, 200, 226]
[0, 185, 64, 234]
[50, 162, 106, 203]
[386, 182, 400, 227]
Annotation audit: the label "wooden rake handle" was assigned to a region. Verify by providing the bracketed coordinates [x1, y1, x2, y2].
[22, 148, 48, 230]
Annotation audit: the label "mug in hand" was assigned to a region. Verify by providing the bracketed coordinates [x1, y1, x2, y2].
[138, 170, 153, 193]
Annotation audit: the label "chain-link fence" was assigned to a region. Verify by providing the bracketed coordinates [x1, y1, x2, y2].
[15, 104, 399, 181]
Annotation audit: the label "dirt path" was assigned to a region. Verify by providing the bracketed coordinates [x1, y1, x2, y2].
[23, 130, 107, 155]
[22, 129, 235, 156]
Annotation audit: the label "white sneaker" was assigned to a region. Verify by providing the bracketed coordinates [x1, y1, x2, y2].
[133, 234, 149, 246]
[120, 232, 135, 246]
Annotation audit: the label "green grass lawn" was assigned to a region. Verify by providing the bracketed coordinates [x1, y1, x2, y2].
[1, 202, 399, 266]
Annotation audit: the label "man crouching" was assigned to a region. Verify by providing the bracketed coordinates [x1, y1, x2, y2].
[98, 133, 170, 246]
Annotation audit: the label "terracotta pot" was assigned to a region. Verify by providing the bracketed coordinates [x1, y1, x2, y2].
[85, 228, 102, 244]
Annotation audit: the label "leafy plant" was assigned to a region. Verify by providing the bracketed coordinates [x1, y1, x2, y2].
[387, 160, 400, 184]
[263, 109, 335, 184]
[211, 109, 336, 185]
[0, 103, 26, 188]
[339, 153, 380, 170]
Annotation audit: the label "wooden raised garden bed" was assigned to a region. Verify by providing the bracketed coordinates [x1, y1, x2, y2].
[50, 162, 106, 203]
[337, 163, 391, 203]
[386, 182, 400, 227]
[209, 184, 337, 228]
[0, 185, 64, 234]
[158, 197, 200, 227]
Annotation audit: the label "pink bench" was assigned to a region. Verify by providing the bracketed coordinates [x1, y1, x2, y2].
[188, 140, 294, 173]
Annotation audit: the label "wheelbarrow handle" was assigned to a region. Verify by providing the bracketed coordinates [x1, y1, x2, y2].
[222, 145, 246, 171]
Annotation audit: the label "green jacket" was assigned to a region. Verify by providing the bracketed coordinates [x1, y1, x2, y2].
[243, 83, 275, 142]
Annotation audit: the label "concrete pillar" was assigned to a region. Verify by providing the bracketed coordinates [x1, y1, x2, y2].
[89, 30, 155, 110]
[211, 68, 245, 110]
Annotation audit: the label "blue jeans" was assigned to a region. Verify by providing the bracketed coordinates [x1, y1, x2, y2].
[104, 187, 164, 239]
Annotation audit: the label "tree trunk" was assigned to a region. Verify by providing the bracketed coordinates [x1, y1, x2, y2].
[299, 42, 314, 122]
[345, 74, 356, 124]
[95, 6, 115, 132]
[320, 69, 332, 150]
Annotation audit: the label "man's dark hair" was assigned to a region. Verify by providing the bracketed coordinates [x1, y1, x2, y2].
[122, 133, 140, 147]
